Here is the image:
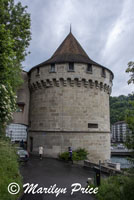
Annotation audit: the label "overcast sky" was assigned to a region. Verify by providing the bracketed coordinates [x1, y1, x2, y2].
[16, 0, 134, 96]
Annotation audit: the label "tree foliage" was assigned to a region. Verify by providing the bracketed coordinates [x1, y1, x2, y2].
[0, 0, 31, 129]
[96, 175, 134, 200]
[110, 94, 134, 125]
[125, 61, 134, 158]
[0, 0, 31, 63]
[0, 84, 16, 126]
[126, 61, 134, 84]
[125, 101, 134, 153]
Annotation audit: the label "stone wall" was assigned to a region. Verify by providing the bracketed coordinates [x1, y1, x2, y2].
[28, 131, 110, 163]
[13, 71, 30, 125]
[28, 63, 113, 163]
[29, 86, 110, 132]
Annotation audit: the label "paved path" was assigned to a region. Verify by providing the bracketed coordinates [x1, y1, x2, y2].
[20, 156, 96, 200]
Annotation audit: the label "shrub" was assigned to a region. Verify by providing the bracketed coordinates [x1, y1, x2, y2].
[123, 177, 134, 200]
[59, 148, 88, 161]
[72, 151, 80, 161]
[96, 175, 134, 200]
[75, 148, 88, 160]
[59, 152, 69, 161]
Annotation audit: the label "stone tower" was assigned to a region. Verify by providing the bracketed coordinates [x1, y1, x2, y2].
[28, 31, 114, 163]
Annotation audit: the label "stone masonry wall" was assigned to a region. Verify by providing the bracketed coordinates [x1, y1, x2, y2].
[28, 63, 113, 163]
[28, 131, 110, 163]
[13, 71, 30, 125]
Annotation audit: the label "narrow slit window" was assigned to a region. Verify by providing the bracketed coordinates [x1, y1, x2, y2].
[87, 64, 92, 73]
[68, 62, 74, 71]
[88, 123, 98, 128]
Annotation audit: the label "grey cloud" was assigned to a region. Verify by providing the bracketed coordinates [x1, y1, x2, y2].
[16, 0, 133, 96]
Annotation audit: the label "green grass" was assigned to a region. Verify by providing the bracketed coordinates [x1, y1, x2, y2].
[0, 137, 23, 200]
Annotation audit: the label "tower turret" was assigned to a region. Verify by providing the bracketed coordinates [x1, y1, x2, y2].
[28, 32, 113, 163]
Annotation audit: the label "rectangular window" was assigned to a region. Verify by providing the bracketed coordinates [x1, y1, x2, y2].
[87, 64, 92, 73]
[50, 64, 56, 72]
[101, 68, 106, 78]
[88, 123, 98, 128]
[16, 104, 24, 112]
[36, 67, 40, 76]
[68, 62, 74, 71]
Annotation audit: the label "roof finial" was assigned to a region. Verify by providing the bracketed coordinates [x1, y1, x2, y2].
[70, 24, 72, 33]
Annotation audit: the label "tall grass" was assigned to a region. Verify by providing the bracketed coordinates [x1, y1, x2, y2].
[0, 137, 23, 200]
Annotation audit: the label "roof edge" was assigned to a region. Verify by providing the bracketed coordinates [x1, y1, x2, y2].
[28, 60, 114, 78]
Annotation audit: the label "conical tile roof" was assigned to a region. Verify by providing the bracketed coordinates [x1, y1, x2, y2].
[30, 32, 114, 77]
[44, 32, 99, 65]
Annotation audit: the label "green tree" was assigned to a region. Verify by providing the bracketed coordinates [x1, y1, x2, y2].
[126, 61, 134, 84]
[126, 101, 134, 132]
[0, 0, 31, 130]
[125, 100, 134, 151]
[125, 62, 134, 164]
[110, 94, 134, 125]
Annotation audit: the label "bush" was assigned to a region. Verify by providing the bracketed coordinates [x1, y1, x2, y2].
[59, 148, 88, 161]
[75, 148, 88, 160]
[96, 175, 134, 200]
[59, 152, 69, 161]
[0, 138, 23, 200]
[123, 177, 134, 200]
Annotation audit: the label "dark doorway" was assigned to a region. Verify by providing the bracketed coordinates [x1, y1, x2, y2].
[30, 137, 33, 152]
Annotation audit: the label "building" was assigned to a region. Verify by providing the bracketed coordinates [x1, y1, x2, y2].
[10, 30, 114, 163]
[6, 71, 30, 142]
[111, 121, 131, 143]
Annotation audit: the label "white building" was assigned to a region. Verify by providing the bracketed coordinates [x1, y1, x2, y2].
[111, 121, 131, 143]
[6, 123, 27, 142]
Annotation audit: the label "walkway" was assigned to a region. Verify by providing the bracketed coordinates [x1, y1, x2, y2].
[20, 156, 96, 200]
